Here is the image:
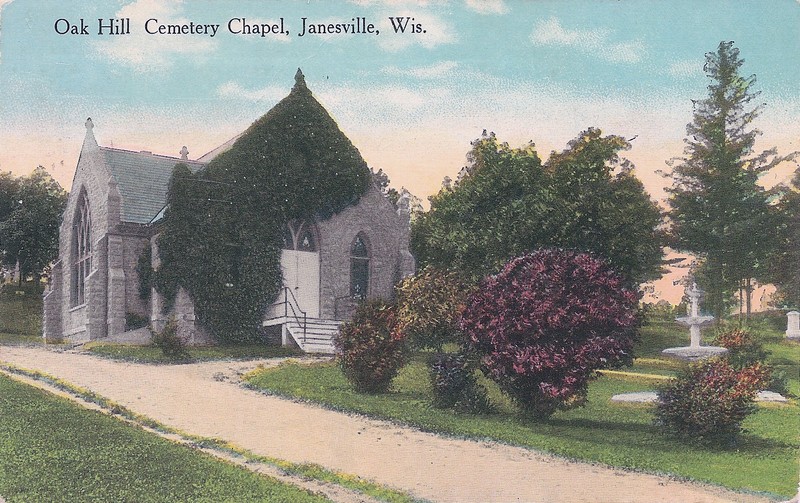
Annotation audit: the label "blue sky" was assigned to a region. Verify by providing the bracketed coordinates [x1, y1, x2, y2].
[1, 1, 798, 297]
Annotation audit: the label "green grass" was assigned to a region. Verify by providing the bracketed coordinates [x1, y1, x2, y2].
[0, 283, 43, 343]
[0, 373, 330, 503]
[86, 343, 303, 364]
[245, 321, 800, 499]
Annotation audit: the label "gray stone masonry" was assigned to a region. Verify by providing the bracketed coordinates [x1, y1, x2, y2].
[42, 261, 62, 342]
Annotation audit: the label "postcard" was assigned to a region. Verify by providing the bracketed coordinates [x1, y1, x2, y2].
[0, 1, 798, 502]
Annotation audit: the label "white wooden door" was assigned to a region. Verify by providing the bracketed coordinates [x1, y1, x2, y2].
[280, 249, 320, 318]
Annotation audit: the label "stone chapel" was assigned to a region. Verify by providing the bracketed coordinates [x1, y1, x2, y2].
[43, 71, 415, 352]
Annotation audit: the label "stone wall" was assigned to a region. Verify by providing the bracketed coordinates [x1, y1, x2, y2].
[148, 234, 212, 345]
[317, 183, 414, 319]
[118, 224, 151, 318]
[42, 260, 62, 341]
[53, 138, 117, 342]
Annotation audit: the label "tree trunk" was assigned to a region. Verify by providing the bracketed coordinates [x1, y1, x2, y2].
[738, 280, 744, 324]
[745, 277, 752, 321]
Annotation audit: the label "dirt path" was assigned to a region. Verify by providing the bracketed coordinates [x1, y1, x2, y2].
[0, 345, 777, 503]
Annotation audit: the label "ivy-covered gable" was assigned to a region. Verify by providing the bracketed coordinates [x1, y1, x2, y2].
[204, 69, 372, 220]
[154, 70, 374, 342]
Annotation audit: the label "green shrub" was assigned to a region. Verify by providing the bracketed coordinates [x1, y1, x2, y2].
[766, 367, 791, 396]
[429, 353, 493, 413]
[394, 266, 472, 351]
[333, 300, 407, 393]
[151, 319, 190, 361]
[713, 328, 768, 369]
[655, 358, 770, 445]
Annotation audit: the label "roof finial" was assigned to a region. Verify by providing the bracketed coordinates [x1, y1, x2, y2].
[180, 146, 189, 160]
[293, 68, 307, 92]
[83, 117, 98, 151]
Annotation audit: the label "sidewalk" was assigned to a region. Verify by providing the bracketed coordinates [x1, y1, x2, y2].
[0, 345, 772, 503]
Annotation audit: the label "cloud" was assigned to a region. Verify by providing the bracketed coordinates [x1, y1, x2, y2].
[91, 0, 218, 72]
[465, 0, 508, 15]
[667, 58, 704, 78]
[530, 17, 645, 64]
[216, 82, 287, 102]
[376, 11, 457, 51]
[381, 61, 458, 78]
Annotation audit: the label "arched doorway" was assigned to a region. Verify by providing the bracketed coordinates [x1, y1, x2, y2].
[280, 220, 320, 318]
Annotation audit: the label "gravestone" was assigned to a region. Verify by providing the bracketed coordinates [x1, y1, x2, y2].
[787, 311, 800, 340]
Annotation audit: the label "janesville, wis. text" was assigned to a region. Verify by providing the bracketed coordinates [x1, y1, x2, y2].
[53, 17, 427, 38]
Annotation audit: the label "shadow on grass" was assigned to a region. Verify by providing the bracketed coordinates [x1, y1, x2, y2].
[539, 416, 794, 453]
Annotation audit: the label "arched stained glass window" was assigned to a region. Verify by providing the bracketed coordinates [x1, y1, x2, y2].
[350, 234, 369, 300]
[72, 193, 92, 306]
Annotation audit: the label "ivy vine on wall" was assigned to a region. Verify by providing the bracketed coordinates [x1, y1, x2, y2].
[142, 71, 371, 343]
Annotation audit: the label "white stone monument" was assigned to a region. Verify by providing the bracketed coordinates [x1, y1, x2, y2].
[662, 283, 727, 361]
[786, 311, 800, 340]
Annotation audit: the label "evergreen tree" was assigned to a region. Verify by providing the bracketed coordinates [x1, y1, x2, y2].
[667, 41, 791, 319]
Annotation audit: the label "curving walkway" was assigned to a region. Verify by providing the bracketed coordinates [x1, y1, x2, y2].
[0, 345, 776, 503]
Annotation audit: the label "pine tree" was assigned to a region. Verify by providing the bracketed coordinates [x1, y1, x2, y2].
[667, 41, 791, 319]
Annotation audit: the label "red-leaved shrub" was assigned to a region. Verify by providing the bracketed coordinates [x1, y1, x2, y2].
[460, 249, 639, 418]
[334, 300, 407, 393]
[655, 358, 770, 444]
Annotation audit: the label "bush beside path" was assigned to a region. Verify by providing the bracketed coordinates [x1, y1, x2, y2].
[0, 345, 775, 503]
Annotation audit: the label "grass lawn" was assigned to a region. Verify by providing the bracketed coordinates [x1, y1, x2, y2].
[0, 374, 329, 503]
[245, 319, 800, 499]
[0, 283, 43, 344]
[86, 343, 303, 364]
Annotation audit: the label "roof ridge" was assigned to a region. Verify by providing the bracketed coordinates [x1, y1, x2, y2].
[100, 146, 205, 164]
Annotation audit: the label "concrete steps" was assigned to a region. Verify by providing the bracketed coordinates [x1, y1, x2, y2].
[285, 318, 341, 354]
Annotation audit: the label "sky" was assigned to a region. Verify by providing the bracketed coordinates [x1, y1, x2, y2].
[0, 0, 798, 302]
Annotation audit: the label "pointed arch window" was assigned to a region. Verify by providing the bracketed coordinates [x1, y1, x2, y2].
[282, 221, 317, 252]
[350, 234, 369, 300]
[72, 194, 92, 306]
[297, 225, 316, 252]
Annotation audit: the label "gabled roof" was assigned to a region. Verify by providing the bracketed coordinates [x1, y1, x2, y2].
[94, 68, 368, 225]
[101, 147, 204, 224]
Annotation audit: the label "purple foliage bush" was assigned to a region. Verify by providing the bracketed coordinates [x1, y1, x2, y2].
[460, 249, 640, 418]
[333, 300, 407, 394]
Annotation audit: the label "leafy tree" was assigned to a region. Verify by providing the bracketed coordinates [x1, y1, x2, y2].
[412, 133, 550, 283]
[544, 128, 664, 284]
[412, 129, 663, 286]
[461, 249, 640, 419]
[667, 41, 794, 319]
[768, 170, 800, 308]
[0, 172, 20, 224]
[0, 167, 67, 286]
